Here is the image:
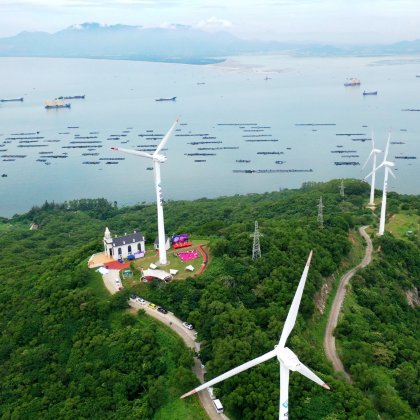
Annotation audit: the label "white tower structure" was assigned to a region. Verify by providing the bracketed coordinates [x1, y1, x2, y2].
[180, 251, 330, 420]
[340, 180, 345, 200]
[250, 221, 263, 260]
[112, 117, 180, 265]
[317, 197, 324, 225]
[363, 129, 395, 235]
[361, 131, 384, 205]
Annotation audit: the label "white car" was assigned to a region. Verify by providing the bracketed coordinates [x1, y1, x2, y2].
[115, 278, 121, 285]
[136, 298, 146, 305]
[182, 322, 193, 330]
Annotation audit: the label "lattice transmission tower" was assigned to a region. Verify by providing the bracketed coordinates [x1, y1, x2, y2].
[317, 196, 324, 225]
[340, 180, 345, 200]
[250, 221, 263, 260]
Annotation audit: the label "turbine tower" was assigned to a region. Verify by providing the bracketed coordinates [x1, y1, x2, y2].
[360, 131, 384, 205]
[112, 117, 180, 265]
[180, 251, 330, 420]
[250, 221, 263, 260]
[317, 197, 324, 225]
[363, 129, 395, 235]
[340, 180, 345, 200]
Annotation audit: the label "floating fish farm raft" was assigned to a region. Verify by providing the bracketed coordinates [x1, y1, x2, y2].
[185, 153, 216, 156]
[19, 140, 38, 143]
[176, 134, 209, 137]
[70, 141, 102, 144]
[352, 138, 371, 142]
[62, 146, 103, 149]
[99, 158, 125, 161]
[189, 141, 222, 145]
[137, 145, 157, 147]
[7, 137, 43, 140]
[395, 156, 417, 159]
[334, 162, 360, 165]
[198, 147, 239, 150]
[43, 155, 68, 158]
[233, 169, 313, 173]
[236, 160, 250, 163]
[44, 140, 61, 142]
[275, 161, 286, 164]
[257, 152, 284, 155]
[2, 155, 26, 158]
[245, 139, 278, 142]
[82, 153, 99, 156]
[244, 130, 264, 132]
[243, 135, 272, 137]
[18, 145, 48, 148]
[106, 162, 119, 164]
[11, 132, 39, 135]
[36, 159, 47, 162]
[295, 124, 336, 126]
[194, 160, 206, 162]
[90, 132, 99, 134]
[336, 134, 365, 136]
[39, 152, 53, 154]
[73, 136, 98, 139]
[331, 150, 357, 153]
[202, 137, 217, 139]
[83, 162, 100, 164]
[139, 134, 164, 137]
[341, 155, 360, 158]
[3, 159, 15, 161]
[218, 123, 257, 126]
[391, 142, 405, 144]
[402, 109, 420, 111]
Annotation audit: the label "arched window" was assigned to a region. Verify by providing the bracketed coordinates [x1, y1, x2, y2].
[137, 243, 141, 251]
[118, 247, 122, 255]
[128, 245, 132, 253]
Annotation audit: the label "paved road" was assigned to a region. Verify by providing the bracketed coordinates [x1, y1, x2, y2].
[324, 226, 372, 383]
[101, 271, 226, 420]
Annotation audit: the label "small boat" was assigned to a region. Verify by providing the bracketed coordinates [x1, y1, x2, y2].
[57, 95, 85, 99]
[197, 83, 205, 85]
[1, 98, 23, 102]
[417, 75, 420, 78]
[45, 99, 70, 109]
[363, 91, 377, 95]
[155, 97, 176, 101]
[146, 167, 153, 170]
[1, 174, 7, 177]
[264, 76, 272, 80]
[344, 78, 361, 86]
[45, 162, 51, 165]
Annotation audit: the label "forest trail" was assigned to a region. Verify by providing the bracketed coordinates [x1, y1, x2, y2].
[324, 226, 372, 383]
[101, 270, 227, 420]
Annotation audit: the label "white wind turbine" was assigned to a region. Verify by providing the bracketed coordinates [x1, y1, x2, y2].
[112, 117, 180, 265]
[180, 251, 330, 419]
[363, 129, 395, 236]
[360, 131, 384, 205]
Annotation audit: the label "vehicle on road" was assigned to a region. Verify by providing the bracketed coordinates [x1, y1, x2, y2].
[115, 278, 120, 285]
[182, 322, 193, 330]
[147, 303, 157, 310]
[137, 298, 146, 305]
[118, 286, 123, 290]
[118, 258, 124, 263]
[131, 294, 137, 299]
[158, 307, 168, 314]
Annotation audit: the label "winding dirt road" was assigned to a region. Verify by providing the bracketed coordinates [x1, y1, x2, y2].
[324, 226, 372, 383]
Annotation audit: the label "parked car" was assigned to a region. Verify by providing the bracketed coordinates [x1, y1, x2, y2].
[131, 294, 137, 300]
[118, 286, 123, 291]
[158, 307, 168, 314]
[182, 322, 193, 330]
[147, 303, 157, 310]
[136, 298, 146, 305]
[118, 258, 124, 263]
[115, 278, 120, 285]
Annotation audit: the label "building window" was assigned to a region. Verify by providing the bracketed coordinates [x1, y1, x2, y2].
[137, 243, 141, 251]
[128, 245, 132, 253]
[118, 247, 122, 255]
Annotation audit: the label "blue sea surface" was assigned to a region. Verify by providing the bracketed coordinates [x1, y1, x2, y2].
[0, 55, 419, 217]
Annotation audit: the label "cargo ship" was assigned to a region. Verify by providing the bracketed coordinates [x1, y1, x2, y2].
[363, 91, 377, 95]
[45, 100, 70, 109]
[1, 98, 23, 102]
[155, 97, 176, 101]
[57, 95, 85, 99]
[344, 78, 361, 86]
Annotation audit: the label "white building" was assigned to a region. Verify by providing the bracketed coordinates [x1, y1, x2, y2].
[154, 236, 170, 251]
[104, 227, 145, 259]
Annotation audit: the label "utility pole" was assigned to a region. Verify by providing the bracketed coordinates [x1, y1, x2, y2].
[317, 197, 324, 225]
[250, 221, 263, 260]
[340, 180, 345, 201]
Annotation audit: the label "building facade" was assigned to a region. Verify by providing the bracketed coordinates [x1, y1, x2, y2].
[104, 227, 145, 259]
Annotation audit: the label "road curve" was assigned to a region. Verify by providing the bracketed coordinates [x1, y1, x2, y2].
[101, 270, 226, 420]
[324, 226, 372, 383]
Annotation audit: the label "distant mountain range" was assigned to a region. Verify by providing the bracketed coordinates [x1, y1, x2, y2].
[1, 23, 420, 65]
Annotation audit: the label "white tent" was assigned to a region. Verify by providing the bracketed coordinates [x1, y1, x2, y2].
[141, 269, 173, 282]
[96, 267, 109, 275]
[185, 265, 194, 271]
[149, 263, 157, 269]
[170, 269, 178, 275]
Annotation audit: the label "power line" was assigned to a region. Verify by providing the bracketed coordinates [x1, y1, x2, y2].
[317, 197, 324, 225]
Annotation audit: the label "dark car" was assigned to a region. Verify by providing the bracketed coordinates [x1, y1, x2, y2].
[118, 258, 124, 263]
[158, 307, 168, 314]
[131, 294, 137, 300]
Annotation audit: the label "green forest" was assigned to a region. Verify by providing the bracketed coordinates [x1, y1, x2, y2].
[1, 179, 420, 419]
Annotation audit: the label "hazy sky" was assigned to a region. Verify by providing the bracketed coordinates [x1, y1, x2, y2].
[1, 0, 420, 43]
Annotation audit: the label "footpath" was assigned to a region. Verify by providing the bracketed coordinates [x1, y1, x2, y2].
[324, 226, 373, 383]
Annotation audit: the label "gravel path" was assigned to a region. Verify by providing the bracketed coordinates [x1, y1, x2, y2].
[324, 226, 372, 383]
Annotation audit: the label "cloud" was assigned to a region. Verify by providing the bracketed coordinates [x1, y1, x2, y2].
[194, 17, 232, 29]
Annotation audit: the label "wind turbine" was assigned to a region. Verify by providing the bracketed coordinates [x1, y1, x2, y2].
[363, 129, 395, 236]
[112, 117, 180, 265]
[360, 131, 384, 205]
[180, 251, 330, 419]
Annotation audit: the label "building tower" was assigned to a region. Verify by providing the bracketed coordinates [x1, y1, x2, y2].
[250, 221, 263, 260]
[340, 180, 345, 201]
[317, 197, 324, 225]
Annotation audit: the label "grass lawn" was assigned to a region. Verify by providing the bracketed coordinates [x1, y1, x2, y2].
[385, 211, 420, 239]
[83, 266, 112, 301]
[0, 220, 31, 232]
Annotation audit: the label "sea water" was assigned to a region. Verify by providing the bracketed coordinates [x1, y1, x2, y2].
[0, 55, 419, 217]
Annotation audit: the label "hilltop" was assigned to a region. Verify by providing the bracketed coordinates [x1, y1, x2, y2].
[0, 179, 420, 419]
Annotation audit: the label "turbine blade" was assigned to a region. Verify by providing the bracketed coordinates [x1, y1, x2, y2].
[297, 361, 330, 390]
[388, 167, 396, 179]
[363, 162, 384, 180]
[279, 363, 290, 419]
[278, 251, 313, 348]
[360, 150, 374, 173]
[111, 147, 153, 159]
[180, 349, 277, 399]
[383, 129, 391, 161]
[154, 116, 180, 156]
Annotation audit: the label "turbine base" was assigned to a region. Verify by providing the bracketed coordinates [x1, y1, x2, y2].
[155, 260, 171, 267]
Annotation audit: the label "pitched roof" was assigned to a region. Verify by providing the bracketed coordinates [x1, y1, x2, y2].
[154, 236, 170, 245]
[112, 232, 144, 247]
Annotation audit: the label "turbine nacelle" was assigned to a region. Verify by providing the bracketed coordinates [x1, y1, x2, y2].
[384, 161, 395, 167]
[153, 154, 167, 163]
[276, 347, 301, 371]
[373, 149, 384, 154]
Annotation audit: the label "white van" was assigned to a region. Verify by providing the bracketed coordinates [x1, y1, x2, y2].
[212, 399, 223, 414]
